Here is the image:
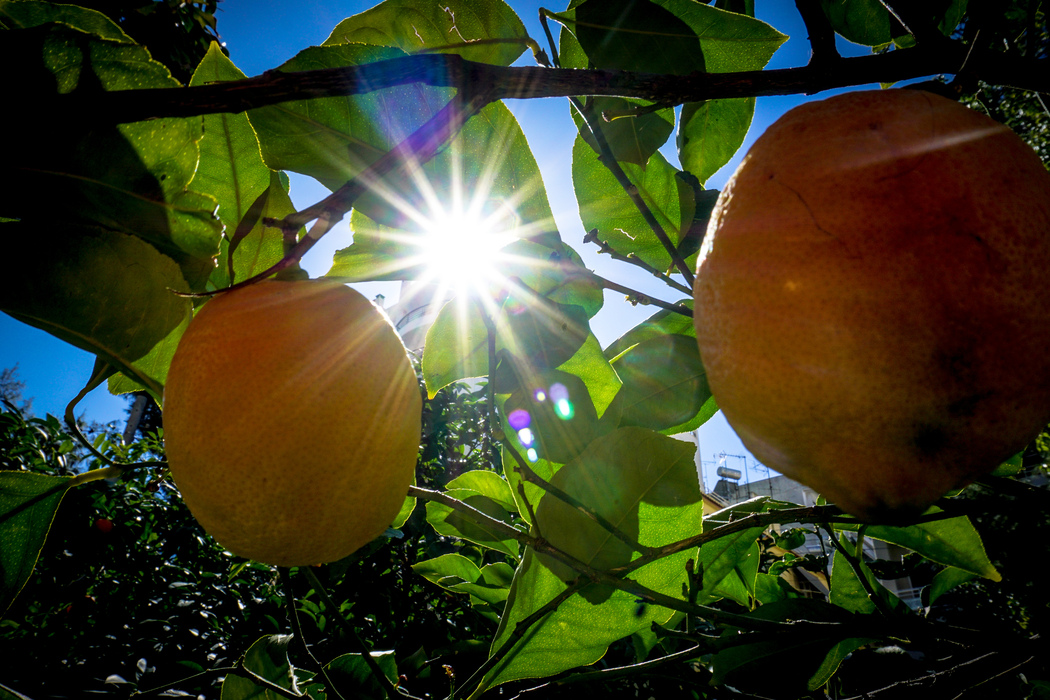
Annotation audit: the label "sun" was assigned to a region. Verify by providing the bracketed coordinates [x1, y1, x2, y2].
[415, 201, 519, 298]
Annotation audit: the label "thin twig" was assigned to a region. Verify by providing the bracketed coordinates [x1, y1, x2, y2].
[182, 90, 492, 298]
[583, 228, 693, 296]
[278, 567, 348, 700]
[589, 270, 693, 317]
[299, 567, 419, 700]
[571, 95, 696, 286]
[821, 525, 895, 617]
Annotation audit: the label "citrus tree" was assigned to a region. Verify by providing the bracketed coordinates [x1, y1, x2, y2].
[2, 1, 1050, 699]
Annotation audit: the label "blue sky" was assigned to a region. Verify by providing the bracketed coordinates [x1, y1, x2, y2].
[0, 1, 878, 493]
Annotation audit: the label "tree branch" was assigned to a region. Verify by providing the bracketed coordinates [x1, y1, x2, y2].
[51, 46, 1049, 126]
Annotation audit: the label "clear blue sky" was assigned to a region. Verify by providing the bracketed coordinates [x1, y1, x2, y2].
[0, 1, 879, 492]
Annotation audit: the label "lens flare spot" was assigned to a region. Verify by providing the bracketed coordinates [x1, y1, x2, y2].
[504, 296, 527, 315]
[534, 389, 547, 402]
[517, 427, 535, 447]
[555, 399, 574, 420]
[549, 383, 569, 402]
[526, 448, 539, 462]
[508, 409, 531, 430]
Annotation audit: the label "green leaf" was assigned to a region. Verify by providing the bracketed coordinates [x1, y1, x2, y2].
[326, 209, 419, 282]
[220, 635, 299, 700]
[655, 0, 785, 73]
[653, 1, 784, 184]
[392, 489, 415, 530]
[0, 471, 70, 616]
[573, 136, 691, 274]
[819, 0, 904, 47]
[422, 296, 590, 397]
[839, 513, 1001, 581]
[189, 44, 281, 288]
[0, 682, 35, 700]
[2, 24, 221, 288]
[573, 0, 705, 75]
[450, 562, 515, 607]
[829, 533, 904, 615]
[604, 300, 696, 358]
[678, 98, 755, 185]
[446, 470, 518, 513]
[422, 300, 490, 396]
[324, 651, 398, 700]
[753, 572, 801, 605]
[503, 370, 599, 465]
[696, 498, 768, 603]
[0, 223, 192, 397]
[412, 553, 483, 588]
[611, 334, 711, 432]
[575, 97, 675, 167]
[251, 47, 555, 239]
[323, 0, 527, 66]
[557, 333, 621, 419]
[928, 566, 976, 605]
[490, 427, 704, 690]
[533, 427, 701, 594]
[710, 600, 877, 694]
[248, 43, 438, 189]
[425, 477, 520, 557]
[0, 0, 132, 41]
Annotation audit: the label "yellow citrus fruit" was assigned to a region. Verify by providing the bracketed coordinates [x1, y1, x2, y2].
[693, 89, 1050, 521]
[163, 279, 421, 566]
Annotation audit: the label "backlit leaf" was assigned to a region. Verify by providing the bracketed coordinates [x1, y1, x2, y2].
[323, 0, 527, 66]
[480, 428, 702, 690]
[0, 223, 192, 397]
[0, 471, 70, 616]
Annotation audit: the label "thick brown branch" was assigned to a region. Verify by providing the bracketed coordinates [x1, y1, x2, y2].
[52, 45, 1048, 126]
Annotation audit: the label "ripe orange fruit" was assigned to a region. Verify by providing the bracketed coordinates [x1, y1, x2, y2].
[163, 279, 421, 565]
[693, 89, 1050, 521]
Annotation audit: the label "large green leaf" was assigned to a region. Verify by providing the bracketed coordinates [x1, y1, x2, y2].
[667, 1, 785, 184]
[710, 599, 878, 694]
[697, 498, 769, 604]
[504, 370, 600, 465]
[0, 471, 70, 616]
[479, 427, 703, 690]
[2, 24, 221, 288]
[837, 513, 1001, 581]
[189, 43, 282, 288]
[0, 0, 131, 41]
[248, 43, 440, 190]
[425, 471, 521, 557]
[605, 301, 696, 358]
[678, 98, 755, 185]
[574, 96, 676, 167]
[323, 0, 527, 66]
[323, 652, 398, 700]
[422, 296, 590, 397]
[557, 332, 621, 419]
[0, 223, 192, 397]
[220, 635, 304, 700]
[208, 171, 298, 291]
[413, 553, 513, 609]
[573, 136, 692, 273]
[829, 533, 905, 615]
[819, 0, 903, 46]
[611, 334, 711, 432]
[572, 0, 705, 75]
